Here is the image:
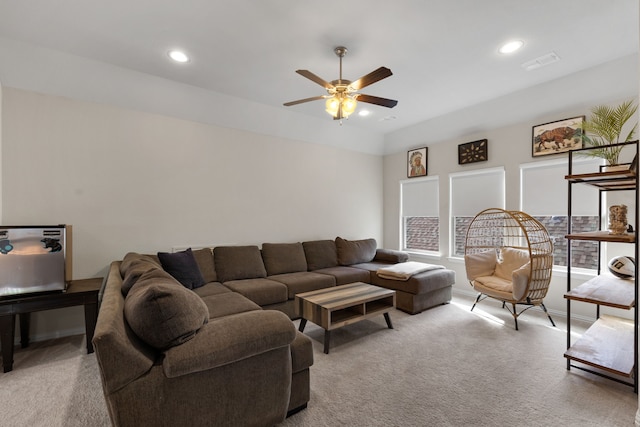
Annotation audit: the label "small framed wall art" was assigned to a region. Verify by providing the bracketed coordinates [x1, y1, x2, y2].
[407, 147, 427, 178]
[458, 139, 488, 164]
[532, 115, 584, 157]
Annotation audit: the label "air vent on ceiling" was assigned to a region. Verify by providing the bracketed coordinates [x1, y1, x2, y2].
[521, 52, 560, 71]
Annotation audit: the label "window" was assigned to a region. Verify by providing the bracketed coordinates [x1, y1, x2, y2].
[520, 158, 600, 269]
[400, 177, 439, 253]
[449, 167, 505, 257]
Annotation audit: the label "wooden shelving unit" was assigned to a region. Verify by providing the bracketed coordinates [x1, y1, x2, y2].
[564, 315, 635, 377]
[564, 141, 639, 392]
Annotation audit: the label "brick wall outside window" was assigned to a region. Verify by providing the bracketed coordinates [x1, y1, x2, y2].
[404, 217, 439, 252]
[448, 215, 599, 270]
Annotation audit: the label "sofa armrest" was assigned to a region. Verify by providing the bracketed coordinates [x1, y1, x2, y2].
[162, 310, 296, 378]
[374, 248, 409, 263]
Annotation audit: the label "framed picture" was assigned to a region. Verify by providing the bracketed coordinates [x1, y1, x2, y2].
[407, 147, 427, 178]
[458, 139, 488, 164]
[532, 116, 584, 157]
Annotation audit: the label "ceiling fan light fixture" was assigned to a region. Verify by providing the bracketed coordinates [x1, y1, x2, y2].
[325, 96, 341, 116]
[284, 45, 396, 122]
[341, 96, 358, 117]
[325, 95, 358, 118]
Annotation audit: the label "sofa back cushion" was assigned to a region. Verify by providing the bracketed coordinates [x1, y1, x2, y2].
[214, 245, 267, 282]
[157, 248, 206, 290]
[261, 242, 308, 275]
[192, 247, 218, 283]
[303, 240, 338, 270]
[124, 269, 209, 350]
[335, 237, 377, 266]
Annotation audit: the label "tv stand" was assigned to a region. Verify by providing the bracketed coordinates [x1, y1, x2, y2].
[0, 277, 102, 373]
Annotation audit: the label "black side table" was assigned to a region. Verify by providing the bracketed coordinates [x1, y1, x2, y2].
[0, 277, 103, 373]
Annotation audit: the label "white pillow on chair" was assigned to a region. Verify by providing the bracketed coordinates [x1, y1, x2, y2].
[464, 250, 497, 281]
[512, 261, 531, 301]
[495, 247, 530, 281]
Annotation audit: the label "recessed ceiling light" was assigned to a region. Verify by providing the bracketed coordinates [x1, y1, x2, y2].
[498, 40, 524, 54]
[168, 50, 190, 63]
[358, 110, 371, 117]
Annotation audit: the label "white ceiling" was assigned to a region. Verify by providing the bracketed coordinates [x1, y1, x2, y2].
[0, 0, 638, 138]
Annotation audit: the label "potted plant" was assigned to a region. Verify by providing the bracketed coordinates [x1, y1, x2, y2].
[580, 99, 638, 166]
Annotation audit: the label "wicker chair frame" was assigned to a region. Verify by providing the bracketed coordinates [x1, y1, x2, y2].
[463, 208, 555, 330]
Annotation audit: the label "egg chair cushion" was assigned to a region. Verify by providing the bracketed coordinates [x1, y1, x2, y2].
[495, 247, 529, 281]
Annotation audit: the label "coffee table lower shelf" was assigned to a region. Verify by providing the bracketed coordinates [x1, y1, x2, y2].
[295, 282, 396, 354]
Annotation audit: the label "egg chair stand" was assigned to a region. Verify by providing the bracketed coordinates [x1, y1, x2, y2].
[464, 208, 555, 330]
[470, 294, 556, 330]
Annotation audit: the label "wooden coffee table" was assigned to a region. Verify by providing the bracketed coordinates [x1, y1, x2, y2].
[295, 282, 396, 354]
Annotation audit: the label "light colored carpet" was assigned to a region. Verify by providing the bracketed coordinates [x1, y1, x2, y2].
[1, 294, 637, 426]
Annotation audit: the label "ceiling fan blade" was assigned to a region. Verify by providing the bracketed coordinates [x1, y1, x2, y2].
[357, 94, 398, 108]
[349, 67, 393, 91]
[296, 70, 334, 90]
[283, 95, 326, 106]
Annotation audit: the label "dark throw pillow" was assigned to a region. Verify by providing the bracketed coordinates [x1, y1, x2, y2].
[124, 271, 209, 350]
[158, 248, 206, 289]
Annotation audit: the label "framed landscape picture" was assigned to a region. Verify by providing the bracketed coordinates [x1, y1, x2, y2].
[407, 147, 427, 177]
[532, 116, 584, 157]
[458, 139, 488, 164]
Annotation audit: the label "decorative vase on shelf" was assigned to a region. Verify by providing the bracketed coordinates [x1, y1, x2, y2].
[608, 204, 628, 235]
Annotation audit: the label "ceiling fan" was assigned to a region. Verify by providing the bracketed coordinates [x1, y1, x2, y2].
[283, 46, 398, 121]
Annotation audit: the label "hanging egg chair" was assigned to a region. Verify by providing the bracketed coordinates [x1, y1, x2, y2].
[463, 208, 555, 330]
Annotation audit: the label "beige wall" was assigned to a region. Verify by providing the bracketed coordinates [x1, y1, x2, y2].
[1, 87, 384, 340]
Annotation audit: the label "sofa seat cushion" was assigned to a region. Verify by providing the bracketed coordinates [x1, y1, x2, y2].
[124, 270, 210, 350]
[201, 292, 262, 319]
[312, 266, 370, 286]
[214, 246, 267, 282]
[192, 282, 232, 298]
[262, 242, 308, 275]
[336, 237, 377, 265]
[269, 272, 336, 299]
[223, 278, 288, 306]
[290, 331, 313, 374]
[302, 240, 338, 270]
[371, 268, 456, 295]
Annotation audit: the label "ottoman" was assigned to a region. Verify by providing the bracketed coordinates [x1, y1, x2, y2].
[371, 268, 455, 314]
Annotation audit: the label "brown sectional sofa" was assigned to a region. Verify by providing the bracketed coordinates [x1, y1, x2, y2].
[93, 237, 455, 426]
